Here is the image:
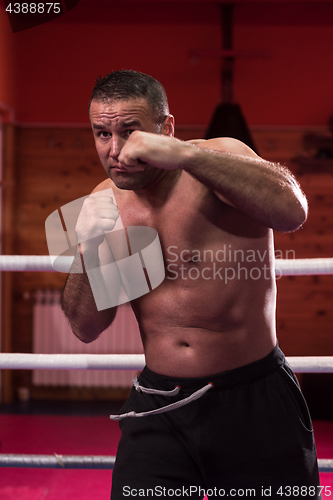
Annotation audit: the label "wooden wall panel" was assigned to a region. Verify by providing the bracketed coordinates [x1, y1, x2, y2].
[1, 125, 19, 403]
[274, 167, 333, 359]
[14, 127, 106, 293]
[276, 275, 333, 356]
[7, 127, 107, 400]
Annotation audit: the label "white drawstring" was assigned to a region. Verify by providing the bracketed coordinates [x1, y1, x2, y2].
[110, 380, 213, 421]
[133, 376, 181, 396]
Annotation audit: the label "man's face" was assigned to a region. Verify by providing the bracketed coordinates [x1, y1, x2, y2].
[89, 97, 169, 190]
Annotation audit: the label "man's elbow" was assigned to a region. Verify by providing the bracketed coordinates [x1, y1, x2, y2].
[289, 186, 308, 230]
[294, 198, 308, 230]
[73, 328, 101, 344]
[275, 193, 308, 233]
[67, 308, 118, 344]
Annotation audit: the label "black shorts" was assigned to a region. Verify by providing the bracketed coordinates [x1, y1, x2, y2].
[111, 346, 321, 500]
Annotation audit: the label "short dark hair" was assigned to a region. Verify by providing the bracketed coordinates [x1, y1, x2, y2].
[89, 70, 169, 126]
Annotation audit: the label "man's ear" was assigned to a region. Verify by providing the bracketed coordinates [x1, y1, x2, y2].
[161, 115, 175, 137]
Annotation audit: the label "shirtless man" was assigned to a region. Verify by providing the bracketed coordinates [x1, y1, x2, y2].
[61, 70, 320, 499]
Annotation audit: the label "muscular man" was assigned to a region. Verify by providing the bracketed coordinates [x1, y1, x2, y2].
[61, 70, 320, 499]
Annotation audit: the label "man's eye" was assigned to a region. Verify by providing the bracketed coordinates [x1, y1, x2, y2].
[125, 129, 135, 137]
[98, 131, 110, 139]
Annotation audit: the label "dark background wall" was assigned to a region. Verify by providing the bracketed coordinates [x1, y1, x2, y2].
[1, 1, 333, 126]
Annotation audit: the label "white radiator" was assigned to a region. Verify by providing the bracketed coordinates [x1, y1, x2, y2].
[32, 289, 143, 387]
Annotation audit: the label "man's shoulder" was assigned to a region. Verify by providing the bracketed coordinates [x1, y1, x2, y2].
[91, 178, 114, 194]
[195, 137, 259, 159]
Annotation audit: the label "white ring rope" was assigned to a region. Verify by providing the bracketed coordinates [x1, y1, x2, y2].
[0, 256, 333, 275]
[0, 354, 332, 373]
[287, 357, 333, 373]
[0, 353, 145, 370]
[0, 454, 332, 471]
[275, 258, 333, 276]
[0, 453, 116, 469]
[0, 453, 331, 471]
[0, 255, 72, 272]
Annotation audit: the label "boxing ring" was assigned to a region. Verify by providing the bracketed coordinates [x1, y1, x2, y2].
[1, 255, 333, 471]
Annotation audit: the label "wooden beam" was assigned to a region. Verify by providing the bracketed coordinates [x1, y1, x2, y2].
[1, 124, 18, 403]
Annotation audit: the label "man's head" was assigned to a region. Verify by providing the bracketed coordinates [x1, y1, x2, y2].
[89, 70, 169, 131]
[89, 70, 175, 191]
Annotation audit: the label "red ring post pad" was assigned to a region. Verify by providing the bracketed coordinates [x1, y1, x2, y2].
[3, 0, 80, 33]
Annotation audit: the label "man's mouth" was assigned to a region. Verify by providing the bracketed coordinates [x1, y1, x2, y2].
[111, 164, 145, 174]
[110, 163, 129, 173]
[113, 166, 128, 172]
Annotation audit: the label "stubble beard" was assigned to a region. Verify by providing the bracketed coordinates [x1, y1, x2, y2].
[109, 166, 166, 191]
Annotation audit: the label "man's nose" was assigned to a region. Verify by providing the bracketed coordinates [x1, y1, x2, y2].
[109, 136, 125, 160]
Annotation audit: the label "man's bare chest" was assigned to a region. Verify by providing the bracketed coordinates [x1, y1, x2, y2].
[115, 187, 266, 255]
[115, 188, 223, 250]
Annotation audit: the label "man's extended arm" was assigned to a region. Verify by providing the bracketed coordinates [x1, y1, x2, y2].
[118, 133, 308, 233]
[61, 190, 120, 343]
[182, 137, 308, 232]
[61, 243, 117, 343]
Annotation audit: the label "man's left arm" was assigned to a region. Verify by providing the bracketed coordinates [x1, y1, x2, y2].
[118, 132, 308, 232]
[183, 137, 307, 232]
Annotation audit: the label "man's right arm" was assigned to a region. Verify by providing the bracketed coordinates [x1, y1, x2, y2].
[61, 191, 120, 343]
